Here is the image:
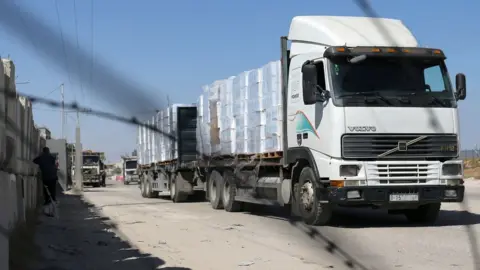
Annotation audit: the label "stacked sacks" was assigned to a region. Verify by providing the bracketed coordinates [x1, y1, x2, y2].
[156, 110, 167, 162]
[196, 91, 209, 157]
[137, 121, 144, 165]
[219, 77, 235, 155]
[262, 61, 283, 153]
[232, 71, 249, 154]
[246, 68, 266, 154]
[196, 60, 284, 158]
[196, 82, 222, 158]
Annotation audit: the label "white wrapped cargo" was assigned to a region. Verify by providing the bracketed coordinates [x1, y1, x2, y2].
[137, 125, 143, 165]
[219, 77, 235, 155]
[199, 60, 283, 158]
[232, 71, 249, 154]
[151, 115, 157, 163]
[262, 61, 283, 152]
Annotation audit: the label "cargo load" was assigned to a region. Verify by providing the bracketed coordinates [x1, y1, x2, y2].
[137, 61, 283, 165]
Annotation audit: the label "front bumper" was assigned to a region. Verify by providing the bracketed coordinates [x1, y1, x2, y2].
[83, 176, 100, 183]
[319, 185, 464, 205]
[125, 177, 139, 182]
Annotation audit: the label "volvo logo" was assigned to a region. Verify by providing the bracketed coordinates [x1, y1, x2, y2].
[378, 136, 428, 158]
[347, 126, 377, 132]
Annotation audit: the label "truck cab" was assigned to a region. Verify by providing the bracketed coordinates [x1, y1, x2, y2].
[82, 151, 106, 187]
[283, 16, 465, 224]
[122, 157, 139, 185]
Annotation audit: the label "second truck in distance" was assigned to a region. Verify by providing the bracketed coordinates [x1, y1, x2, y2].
[82, 150, 106, 188]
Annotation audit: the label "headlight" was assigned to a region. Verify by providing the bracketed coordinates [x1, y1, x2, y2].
[442, 164, 462, 176]
[340, 165, 360, 177]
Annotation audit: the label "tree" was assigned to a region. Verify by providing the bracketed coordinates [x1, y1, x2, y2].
[113, 167, 122, 175]
[132, 149, 137, 157]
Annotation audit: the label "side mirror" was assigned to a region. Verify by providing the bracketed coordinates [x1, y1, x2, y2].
[301, 61, 318, 105]
[455, 73, 466, 100]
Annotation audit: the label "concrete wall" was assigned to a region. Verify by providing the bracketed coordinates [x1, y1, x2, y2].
[1, 59, 45, 270]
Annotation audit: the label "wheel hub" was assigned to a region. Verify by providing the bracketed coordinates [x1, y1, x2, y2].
[300, 181, 314, 211]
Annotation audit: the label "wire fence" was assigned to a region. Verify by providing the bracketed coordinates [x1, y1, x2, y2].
[0, 0, 478, 270]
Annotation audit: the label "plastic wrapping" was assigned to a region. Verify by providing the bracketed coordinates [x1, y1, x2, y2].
[138, 60, 284, 163]
[198, 60, 283, 157]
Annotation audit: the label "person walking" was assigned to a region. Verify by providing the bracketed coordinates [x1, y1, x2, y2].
[33, 147, 59, 216]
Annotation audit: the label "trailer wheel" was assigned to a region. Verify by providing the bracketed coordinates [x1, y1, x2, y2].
[208, 170, 224, 210]
[171, 174, 189, 203]
[404, 203, 441, 224]
[145, 176, 159, 198]
[222, 170, 243, 212]
[140, 176, 147, 198]
[297, 166, 332, 226]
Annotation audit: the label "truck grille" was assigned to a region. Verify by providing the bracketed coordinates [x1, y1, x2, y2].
[366, 162, 440, 185]
[342, 134, 458, 159]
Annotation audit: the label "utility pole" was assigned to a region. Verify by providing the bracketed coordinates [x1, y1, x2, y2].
[74, 109, 83, 192]
[60, 83, 65, 139]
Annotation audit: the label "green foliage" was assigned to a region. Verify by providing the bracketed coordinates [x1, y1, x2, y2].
[113, 167, 122, 175]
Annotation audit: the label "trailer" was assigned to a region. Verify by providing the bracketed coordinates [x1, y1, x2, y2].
[138, 15, 467, 225]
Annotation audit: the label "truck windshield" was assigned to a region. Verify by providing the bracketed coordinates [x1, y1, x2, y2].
[83, 156, 100, 165]
[329, 57, 457, 108]
[125, 160, 137, 169]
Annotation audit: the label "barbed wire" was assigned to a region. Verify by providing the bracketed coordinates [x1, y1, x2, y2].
[0, 0, 476, 269]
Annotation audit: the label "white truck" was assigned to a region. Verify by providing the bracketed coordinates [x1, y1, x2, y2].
[137, 15, 466, 225]
[122, 156, 139, 185]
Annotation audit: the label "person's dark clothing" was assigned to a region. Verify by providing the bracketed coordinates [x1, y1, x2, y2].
[34, 152, 58, 204]
[43, 182, 56, 205]
[33, 153, 58, 183]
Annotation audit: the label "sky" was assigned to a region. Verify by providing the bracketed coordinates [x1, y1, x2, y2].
[0, 0, 478, 162]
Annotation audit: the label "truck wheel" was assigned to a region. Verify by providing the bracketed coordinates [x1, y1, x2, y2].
[222, 170, 243, 212]
[145, 178, 159, 198]
[208, 170, 224, 210]
[171, 174, 189, 203]
[124, 181, 129, 185]
[140, 178, 147, 198]
[404, 203, 441, 224]
[297, 167, 332, 226]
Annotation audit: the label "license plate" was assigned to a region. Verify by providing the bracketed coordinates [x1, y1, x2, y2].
[389, 193, 419, 202]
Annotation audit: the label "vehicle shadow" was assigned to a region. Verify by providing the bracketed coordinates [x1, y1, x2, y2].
[29, 192, 191, 270]
[243, 204, 480, 228]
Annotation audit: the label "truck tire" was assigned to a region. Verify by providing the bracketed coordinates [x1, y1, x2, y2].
[404, 203, 441, 224]
[140, 177, 147, 198]
[145, 176, 159, 198]
[124, 180, 129, 185]
[297, 166, 332, 226]
[208, 170, 224, 210]
[171, 173, 189, 203]
[222, 170, 243, 212]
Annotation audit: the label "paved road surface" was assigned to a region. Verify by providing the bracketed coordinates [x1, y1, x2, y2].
[32, 180, 480, 270]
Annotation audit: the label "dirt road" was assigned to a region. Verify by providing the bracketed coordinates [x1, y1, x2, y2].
[30, 180, 480, 270]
